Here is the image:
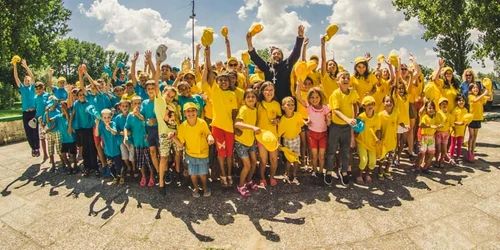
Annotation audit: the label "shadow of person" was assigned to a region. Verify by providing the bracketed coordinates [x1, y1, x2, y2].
[1, 164, 40, 196]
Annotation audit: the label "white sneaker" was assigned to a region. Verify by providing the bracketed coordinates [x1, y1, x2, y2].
[283, 175, 290, 184]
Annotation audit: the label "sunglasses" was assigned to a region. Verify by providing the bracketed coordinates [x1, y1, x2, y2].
[35, 86, 43, 89]
[466, 74, 472, 77]
[178, 87, 188, 91]
[401, 68, 408, 71]
[184, 76, 194, 80]
[228, 63, 238, 67]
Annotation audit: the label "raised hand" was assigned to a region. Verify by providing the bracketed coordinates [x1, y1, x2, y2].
[21, 59, 28, 68]
[132, 51, 139, 62]
[303, 37, 309, 46]
[438, 58, 444, 67]
[144, 50, 152, 62]
[298, 25, 305, 37]
[320, 36, 326, 46]
[196, 44, 202, 51]
[365, 52, 372, 62]
[409, 53, 416, 62]
[49, 69, 54, 76]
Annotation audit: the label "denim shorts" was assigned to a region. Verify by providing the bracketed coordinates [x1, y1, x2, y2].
[185, 154, 209, 175]
[234, 141, 257, 159]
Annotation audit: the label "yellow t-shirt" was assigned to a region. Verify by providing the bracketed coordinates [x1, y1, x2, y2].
[278, 112, 304, 139]
[321, 73, 338, 100]
[237, 72, 247, 90]
[211, 83, 237, 133]
[257, 100, 282, 137]
[394, 93, 410, 126]
[407, 81, 418, 103]
[177, 118, 211, 158]
[190, 82, 202, 94]
[356, 112, 381, 152]
[234, 87, 245, 108]
[250, 72, 265, 84]
[420, 114, 440, 136]
[154, 95, 179, 135]
[436, 110, 453, 132]
[415, 74, 425, 103]
[451, 106, 467, 137]
[297, 90, 309, 118]
[350, 74, 377, 101]
[372, 79, 390, 113]
[468, 94, 488, 121]
[311, 71, 322, 87]
[235, 105, 257, 147]
[379, 109, 399, 152]
[440, 86, 459, 112]
[121, 92, 136, 101]
[330, 89, 359, 125]
[198, 81, 213, 119]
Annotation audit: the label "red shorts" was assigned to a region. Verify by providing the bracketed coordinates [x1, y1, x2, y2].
[308, 130, 327, 149]
[93, 127, 102, 145]
[212, 126, 234, 157]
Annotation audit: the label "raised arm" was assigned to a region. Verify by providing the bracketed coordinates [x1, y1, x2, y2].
[112, 67, 119, 82]
[13, 63, 21, 88]
[205, 46, 215, 86]
[84, 69, 99, 92]
[409, 53, 421, 79]
[301, 37, 309, 61]
[320, 36, 327, 76]
[21, 60, 35, 84]
[432, 58, 444, 82]
[131, 51, 139, 88]
[145, 50, 156, 77]
[286, 25, 305, 67]
[194, 44, 202, 79]
[78, 65, 86, 96]
[225, 38, 232, 59]
[295, 79, 307, 107]
[247, 35, 270, 73]
[154, 54, 161, 95]
[48, 69, 54, 89]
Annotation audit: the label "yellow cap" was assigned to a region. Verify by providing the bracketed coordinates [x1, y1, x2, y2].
[463, 114, 473, 124]
[337, 64, 344, 71]
[75, 81, 81, 87]
[227, 57, 238, 64]
[11, 55, 21, 64]
[281, 147, 301, 164]
[294, 61, 309, 82]
[442, 66, 453, 75]
[354, 57, 366, 65]
[483, 78, 493, 92]
[377, 54, 385, 63]
[58, 77, 66, 82]
[201, 28, 214, 47]
[248, 23, 264, 37]
[388, 52, 399, 68]
[310, 55, 319, 61]
[324, 24, 339, 42]
[221, 26, 228, 39]
[241, 52, 250, 66]
[361, 96, 376, 106]
[183, 102, 199, 111]
[255, 130, 279, 152]
[307, 60, 317, 71]
[438, 97, 448, 105]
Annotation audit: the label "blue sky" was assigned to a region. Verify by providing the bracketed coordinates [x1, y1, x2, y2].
[65, 0, 494, 74]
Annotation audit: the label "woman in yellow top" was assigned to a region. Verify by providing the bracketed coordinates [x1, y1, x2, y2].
[350, 55, 377, 102]
[278, 97, 306, 185]
[378, 95, 399, 180]
[393, 67, 412, 166]
[171, 102, 214, 198]
[320, 36, 339, 99]
[257, 82, 282, 187]
[203, 47, 239, 187]
[440, 67, 460, 113]
[325, 70, 359, 186]
[234, 89, 260, 197]
[467, 82, 489, 162]
[449, 94, 468, 161]
[435, 97, 455, 168]
[355, 96, 381, 185]
[415, 101, 442, 174]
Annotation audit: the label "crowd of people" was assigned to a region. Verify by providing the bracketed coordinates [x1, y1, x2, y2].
[12, 24, 493, 198]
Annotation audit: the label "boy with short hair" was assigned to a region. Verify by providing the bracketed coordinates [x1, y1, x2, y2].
[96, 109, 123, 184]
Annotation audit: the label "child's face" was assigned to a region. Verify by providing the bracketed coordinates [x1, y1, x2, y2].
[245, 92, 257, 107]
[58, 80, 65, 88]
[102, 114, 112, 124]
[327, 61, 337, 73]
[471, 85, 479, 95]
[35, 85, 44, 95]
[183, 74, 195, 85]
[309, 92, 321, 106]
[119, 74, 126, 81]
[184, 108, 197, 120]
[77, 91, 86, 102]
[126, 84, 134, 94]
[139, 77, 148, 86]
[178, 85, 190, 97]
[355, 63, 366, 75]
[383, 97, 393, 109]
[444, 70, 453, 81]
[263, 85, 275, 101]
[427, 104, 436, 115]
[303, 79, 313, 91]
[440, 101, 448, 112]
[217, 77, 230, 90]
[132, 100, 141, 109]
[364, 102, 375, 112]
[374, 72, 381, 81]
[24, 76, 31, 86]
[382, 69, 389, 79]
[229, 74, 237, 88]
[282, 99, 295, 113]
[120, 103, 130, 113]
[457, 98, 465, 108]
[337, 73, 350, 90]
[164, 89, 176, 103]
[114, 88, 124, 98]
[398, 84, 405, 95]
[146, 85, 155, 97]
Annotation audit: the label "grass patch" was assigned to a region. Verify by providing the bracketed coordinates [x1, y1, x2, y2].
[0, 107, 22, 118]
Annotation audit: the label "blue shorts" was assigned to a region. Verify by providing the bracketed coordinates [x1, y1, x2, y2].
[185, 154, 209, 176]
[146, 126, 159, 147]
[234, 141, 257, 159]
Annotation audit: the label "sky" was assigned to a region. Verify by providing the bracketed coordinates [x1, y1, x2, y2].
[64, 0, 495, 74]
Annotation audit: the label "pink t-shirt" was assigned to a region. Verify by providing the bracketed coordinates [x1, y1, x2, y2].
[307, 104, 331, 133]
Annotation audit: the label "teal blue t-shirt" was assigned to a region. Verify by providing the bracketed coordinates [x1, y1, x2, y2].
[98, 121, 120, 157]
[34, 92, 50, 118]
[125, 114, 148, 147]
[72, 101, 95, 129]
[140, 99, 157, 126]
[135, 83, 149, 100]
[114, 113, 131, 144]
[54, 113, 75, 143]
[19, 84, 35, 111]
[178, 94, 205, 122]
[52, 87, 67, 101]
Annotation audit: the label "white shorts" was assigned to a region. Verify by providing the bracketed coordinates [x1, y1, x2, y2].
[120, 143, 135, 162]
[397, 125, 409, 134]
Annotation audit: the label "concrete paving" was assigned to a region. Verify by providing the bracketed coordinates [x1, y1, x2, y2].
[0, 121, 499, 249]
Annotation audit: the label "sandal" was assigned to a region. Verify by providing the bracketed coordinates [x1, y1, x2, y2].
[246, 180, 259, 190]
[82, 169, 89, 177]
[259, 179, 267, 187]
[148, 178, 155, 187]
[384, 172, 393, 180]
[203, 189, 211, 197]
[270, 178, 278, 187]
[133, 170, 139, 178]
[220, 176, 228, 187]
[140, 177, 146, 187]
[356, 176, 364, 185]
[192, 190, 201, 198]
[377, 173, 384, 180]
[364, 174, 372, 184]
[227, 176, 233, 186]
[126, 169, 131, 177]
[237, 185, 250, 197]
[31, 149, 36, 157]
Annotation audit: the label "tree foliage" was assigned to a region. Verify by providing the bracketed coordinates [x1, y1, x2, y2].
[434, 32, 472, 76]
[393, 0, 500, 64]
[256, 48, 270, 63]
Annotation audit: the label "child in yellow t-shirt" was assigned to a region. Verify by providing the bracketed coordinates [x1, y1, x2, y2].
[415, 101, 442, 174]
[296, 77, 314, 172]
[320, 36, 339, 99]
[171, 102, 214, 198]
[278, 97, 305, 185]
[378, 95, 399, 180]
[449, 94, 467, 161]
[467, 82, 489, 162]
[394, 77, 412, 166]
[326, 70, 359, 186]
[435, 97, 455, 167]
[256, 82, 282, 187]
[355, 96, 382, 185]
[234, 89, 261, 197]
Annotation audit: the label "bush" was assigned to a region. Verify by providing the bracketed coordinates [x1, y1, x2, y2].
[0, 81, 20, 109]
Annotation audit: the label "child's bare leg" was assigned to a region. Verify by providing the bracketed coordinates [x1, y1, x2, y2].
[200, 175, 208, 191]
[247, 152, 258, 182]
[239, 157, 251, 187]
[190, 175, 199, 190]
[310, 148, 318, 173]
[318, 148, 326, 174]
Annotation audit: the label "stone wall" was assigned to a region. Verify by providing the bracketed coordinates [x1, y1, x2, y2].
[0, 117, 26, 145]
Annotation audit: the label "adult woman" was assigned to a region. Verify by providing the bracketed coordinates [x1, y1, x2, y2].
[460, 68, 476, 110]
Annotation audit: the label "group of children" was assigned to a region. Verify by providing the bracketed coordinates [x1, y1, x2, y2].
[13, 26, 491, 197]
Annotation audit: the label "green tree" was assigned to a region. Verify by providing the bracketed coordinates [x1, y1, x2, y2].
[256, 48, 270, 62]
[393, 0, 474, 75]
[419, 64, 433, 80]
[468, 0, 500, 61]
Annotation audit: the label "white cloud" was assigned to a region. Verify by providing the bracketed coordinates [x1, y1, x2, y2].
[183, 19, 219, 42]
[237, 0, 259, 20]
[424, 47, 437, 57]
[79, 0, 191, 68]
[328, 0, 424, 43]
[308, 0, 334, 4]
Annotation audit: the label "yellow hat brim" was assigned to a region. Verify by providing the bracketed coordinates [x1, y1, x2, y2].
[325, 24, 339, 41]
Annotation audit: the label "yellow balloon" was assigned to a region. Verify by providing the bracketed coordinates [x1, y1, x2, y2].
[201, 28, 214, 47]
[248, 23, 263, 37]
[325, 24, 339, 41]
